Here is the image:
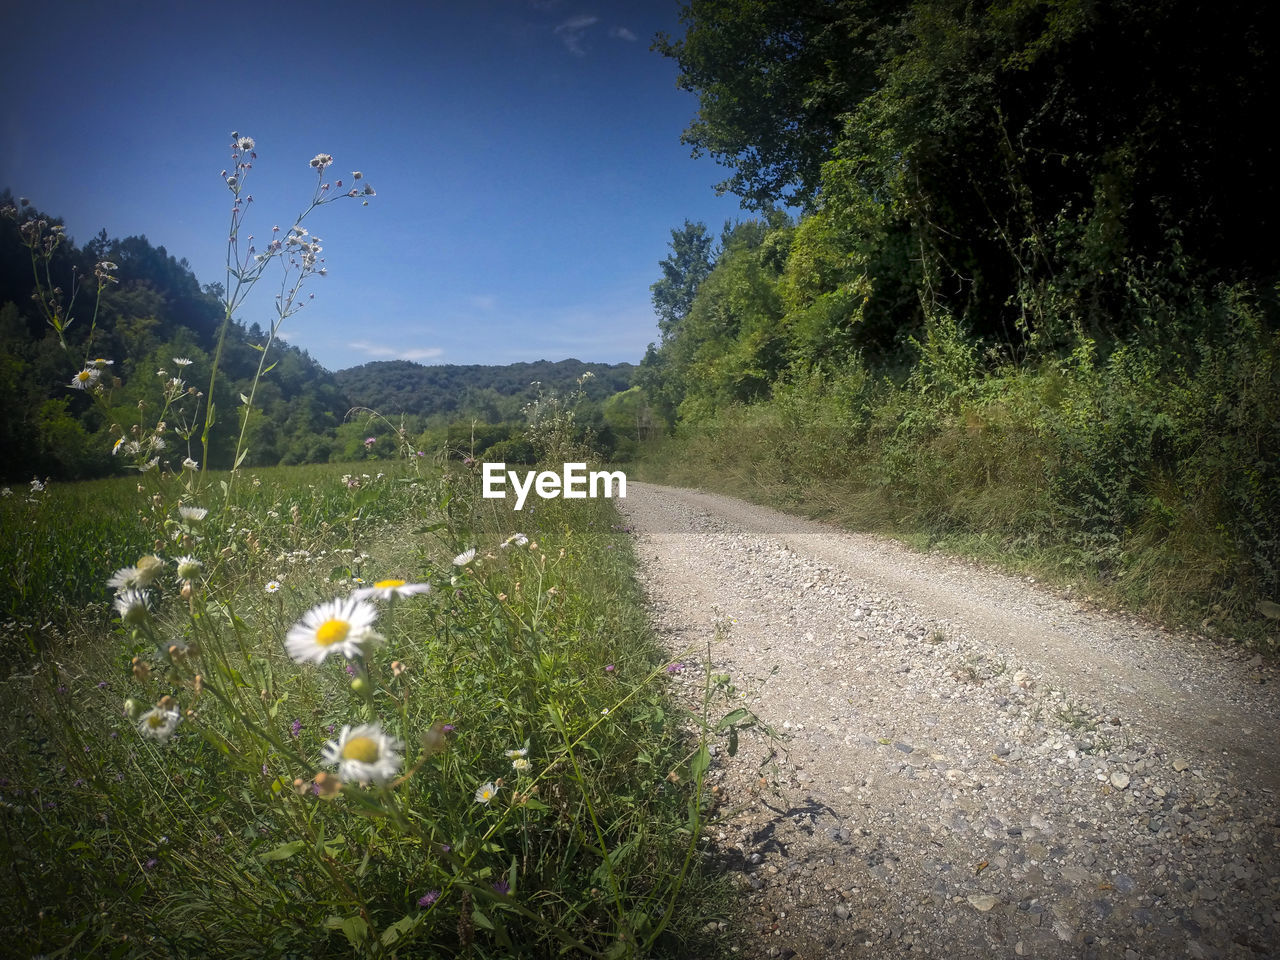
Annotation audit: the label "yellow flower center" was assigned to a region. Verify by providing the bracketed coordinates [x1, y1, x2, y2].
[315, 619, 350, 646]
[374, 578, 406, 589]
[147, 713, 166, 729]
[76, 370, 91, 382]
[341, 736, 379, 762]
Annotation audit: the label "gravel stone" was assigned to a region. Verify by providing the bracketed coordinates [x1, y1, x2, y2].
[621, 483, 1280, 959]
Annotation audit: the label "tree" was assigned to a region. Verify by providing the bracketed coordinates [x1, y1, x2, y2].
[651, 220, 715, 340]
[655, 0, 904, 211]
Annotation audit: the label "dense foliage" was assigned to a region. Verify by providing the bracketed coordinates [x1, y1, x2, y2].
[641, 0, 1280, 637]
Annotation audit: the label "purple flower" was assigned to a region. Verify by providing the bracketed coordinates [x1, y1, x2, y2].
[604, 664, 615, 673]
[144, 858, 158, 871]
[345, 663, 356, 677]
[441, 724, 455, 734]
[97, 681, 108, 689]
[57, 685, 67, 695]
[492, 879, 510, 895]
[290, 719, 302, 738]
[666, 663, 685, 674]
[418, 890, 440, 908]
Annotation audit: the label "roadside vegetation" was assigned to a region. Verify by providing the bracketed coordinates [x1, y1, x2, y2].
[632, 0, 1279, 647]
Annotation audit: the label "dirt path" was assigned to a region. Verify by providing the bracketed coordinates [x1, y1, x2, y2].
[619, 483, 1280, 960]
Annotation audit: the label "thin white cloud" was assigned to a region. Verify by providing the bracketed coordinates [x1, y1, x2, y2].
[609, 26, 637, 42]
[468, 294, 498, 310]
[554, 14, 599, 56]
[348, 340, 444, 362]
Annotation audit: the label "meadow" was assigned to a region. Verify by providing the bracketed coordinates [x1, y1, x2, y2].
[0, 459, 733, 958]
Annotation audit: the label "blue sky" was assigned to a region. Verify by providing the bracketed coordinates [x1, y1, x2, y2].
[1, 1, 747, 372]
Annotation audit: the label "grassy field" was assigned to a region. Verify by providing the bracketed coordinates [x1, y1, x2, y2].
[0, 460, 730, 958]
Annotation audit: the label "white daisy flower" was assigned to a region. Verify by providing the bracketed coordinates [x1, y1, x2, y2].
[504, 746, 528, 760]
[179, 506, 208, 522]
[265, 580, 281, 594]
[138, 705, 180, 742]
[321, 723, 403, 786]
[134, 555, 166, 588]
[352, 578, 431, 602]
[501, 533, 529, 549]
[175, 556, 202, 581]
[474, 781, 500, 804]
[114, 589, 151, 625]
[69, 367, 100, 390]
[107, 566, 141, 591]
[112, 437, 125, 455]
[173, 357, 193, 367]
[511, 757, 532, 774]
[284, 596, 381, 664]
[452, 548, 476, 567]
[181, 457, 199, 471]
[91, 357, 114, 368]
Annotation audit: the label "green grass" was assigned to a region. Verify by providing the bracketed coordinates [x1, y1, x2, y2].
[0, 461, 729, 958]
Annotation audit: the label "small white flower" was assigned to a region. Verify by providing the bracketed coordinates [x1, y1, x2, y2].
[501, 533, 529, 549]
[138, 706, 180, 743]
[352, 578, 431, 602]
[139, 457, 159, 473]
[91, 357, 114, 367]
[284, 596, 381, 664]
[107, 566, 141, 591]
[181, 457, 199, 471]
[112, 437, 125, 455]
[69, 367, 99, 390]
[175, 556, 202, 581]
[173, 357, 192, 367]
[474, 781, 500, 804]
[29, 478, 45, 493]
[309, 153, 334, 171]
[114, 589, 151, 626]
[236, 136, 255, 152]
[265, 580, 281, 594]
[504, 746, 528, 760]
[0, 487, 10, 497]
[134, 555, 166, 588]
[452, 548, 476, 567]
[321, 723, 403, 786]
[178, 506, 208, 523]
[511, 757, 532, 774]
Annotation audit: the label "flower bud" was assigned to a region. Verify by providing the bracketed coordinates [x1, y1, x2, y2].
[350, 677, 369, 696]
[123, 697, 143, 720]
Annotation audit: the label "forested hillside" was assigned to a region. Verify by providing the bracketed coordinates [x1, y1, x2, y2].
[638, 0, 1280, 637]
[335, 358, 633, 421]
[0, 197, 637, 478]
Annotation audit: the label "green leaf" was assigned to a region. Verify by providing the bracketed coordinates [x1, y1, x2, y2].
[234, 447, 249, 469]
[715, 707, 751, 731]
[1256, 599, 1280, 619]
[381, 913, 423, 948]
[325, 916, 368, 949]
[260, 839, 307, 861]
[690, 744, 710, 779]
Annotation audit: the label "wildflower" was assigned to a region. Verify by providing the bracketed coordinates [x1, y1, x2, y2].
[352, 578, 431, 602]
[284, 596, 381, 664]
[265, 580, 281, 594]
[30, 478, 45, 493]
[175, 556, 202, 581]
[453, 548, 476, 567]
[236, 135, 255, 152]
[181, 457, 199, 471]
[666, 663, 685, 674]
[363, 436, 375, 447]
[134, 555, 166, 588]
[504, 746, 528, 760]
[501, 533, 529, 549]
[144, 857, 159, 871]
[92, 357, 114, 368]
[290, 719, 302, 738]
[391, 660, 407, 678]
[492, 879, 510, 895]
[138, 704, 180, 742]
[173, 357, 192, 367]
[604, 664, 615, 673]
[511, 757, 531, 774]
[310, 153, 334, 171]
[418, 890, 440, 908]
[352, 171, 363, 180]
[474, 781, 499, 805]
[313, 771, 342, 798]
[111, 437, 125, 455]
[420, 721, 448, 755]
[107, 566, 141, 591]
[69, 367, 100, 390]
[321, 723, 403, 786]
[0, 487, 9, 497]
[179, 505, 208, 523]
[114, 589, 151, 626]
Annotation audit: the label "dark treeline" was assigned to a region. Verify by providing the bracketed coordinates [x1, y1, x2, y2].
[638, 0, 1280, 632]
[0, 196, 638, 479]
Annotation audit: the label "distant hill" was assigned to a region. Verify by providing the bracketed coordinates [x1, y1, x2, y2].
[333, 358, 634, 421]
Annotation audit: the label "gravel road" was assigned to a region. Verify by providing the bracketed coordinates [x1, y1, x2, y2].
[618, 483, 1280, 960]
